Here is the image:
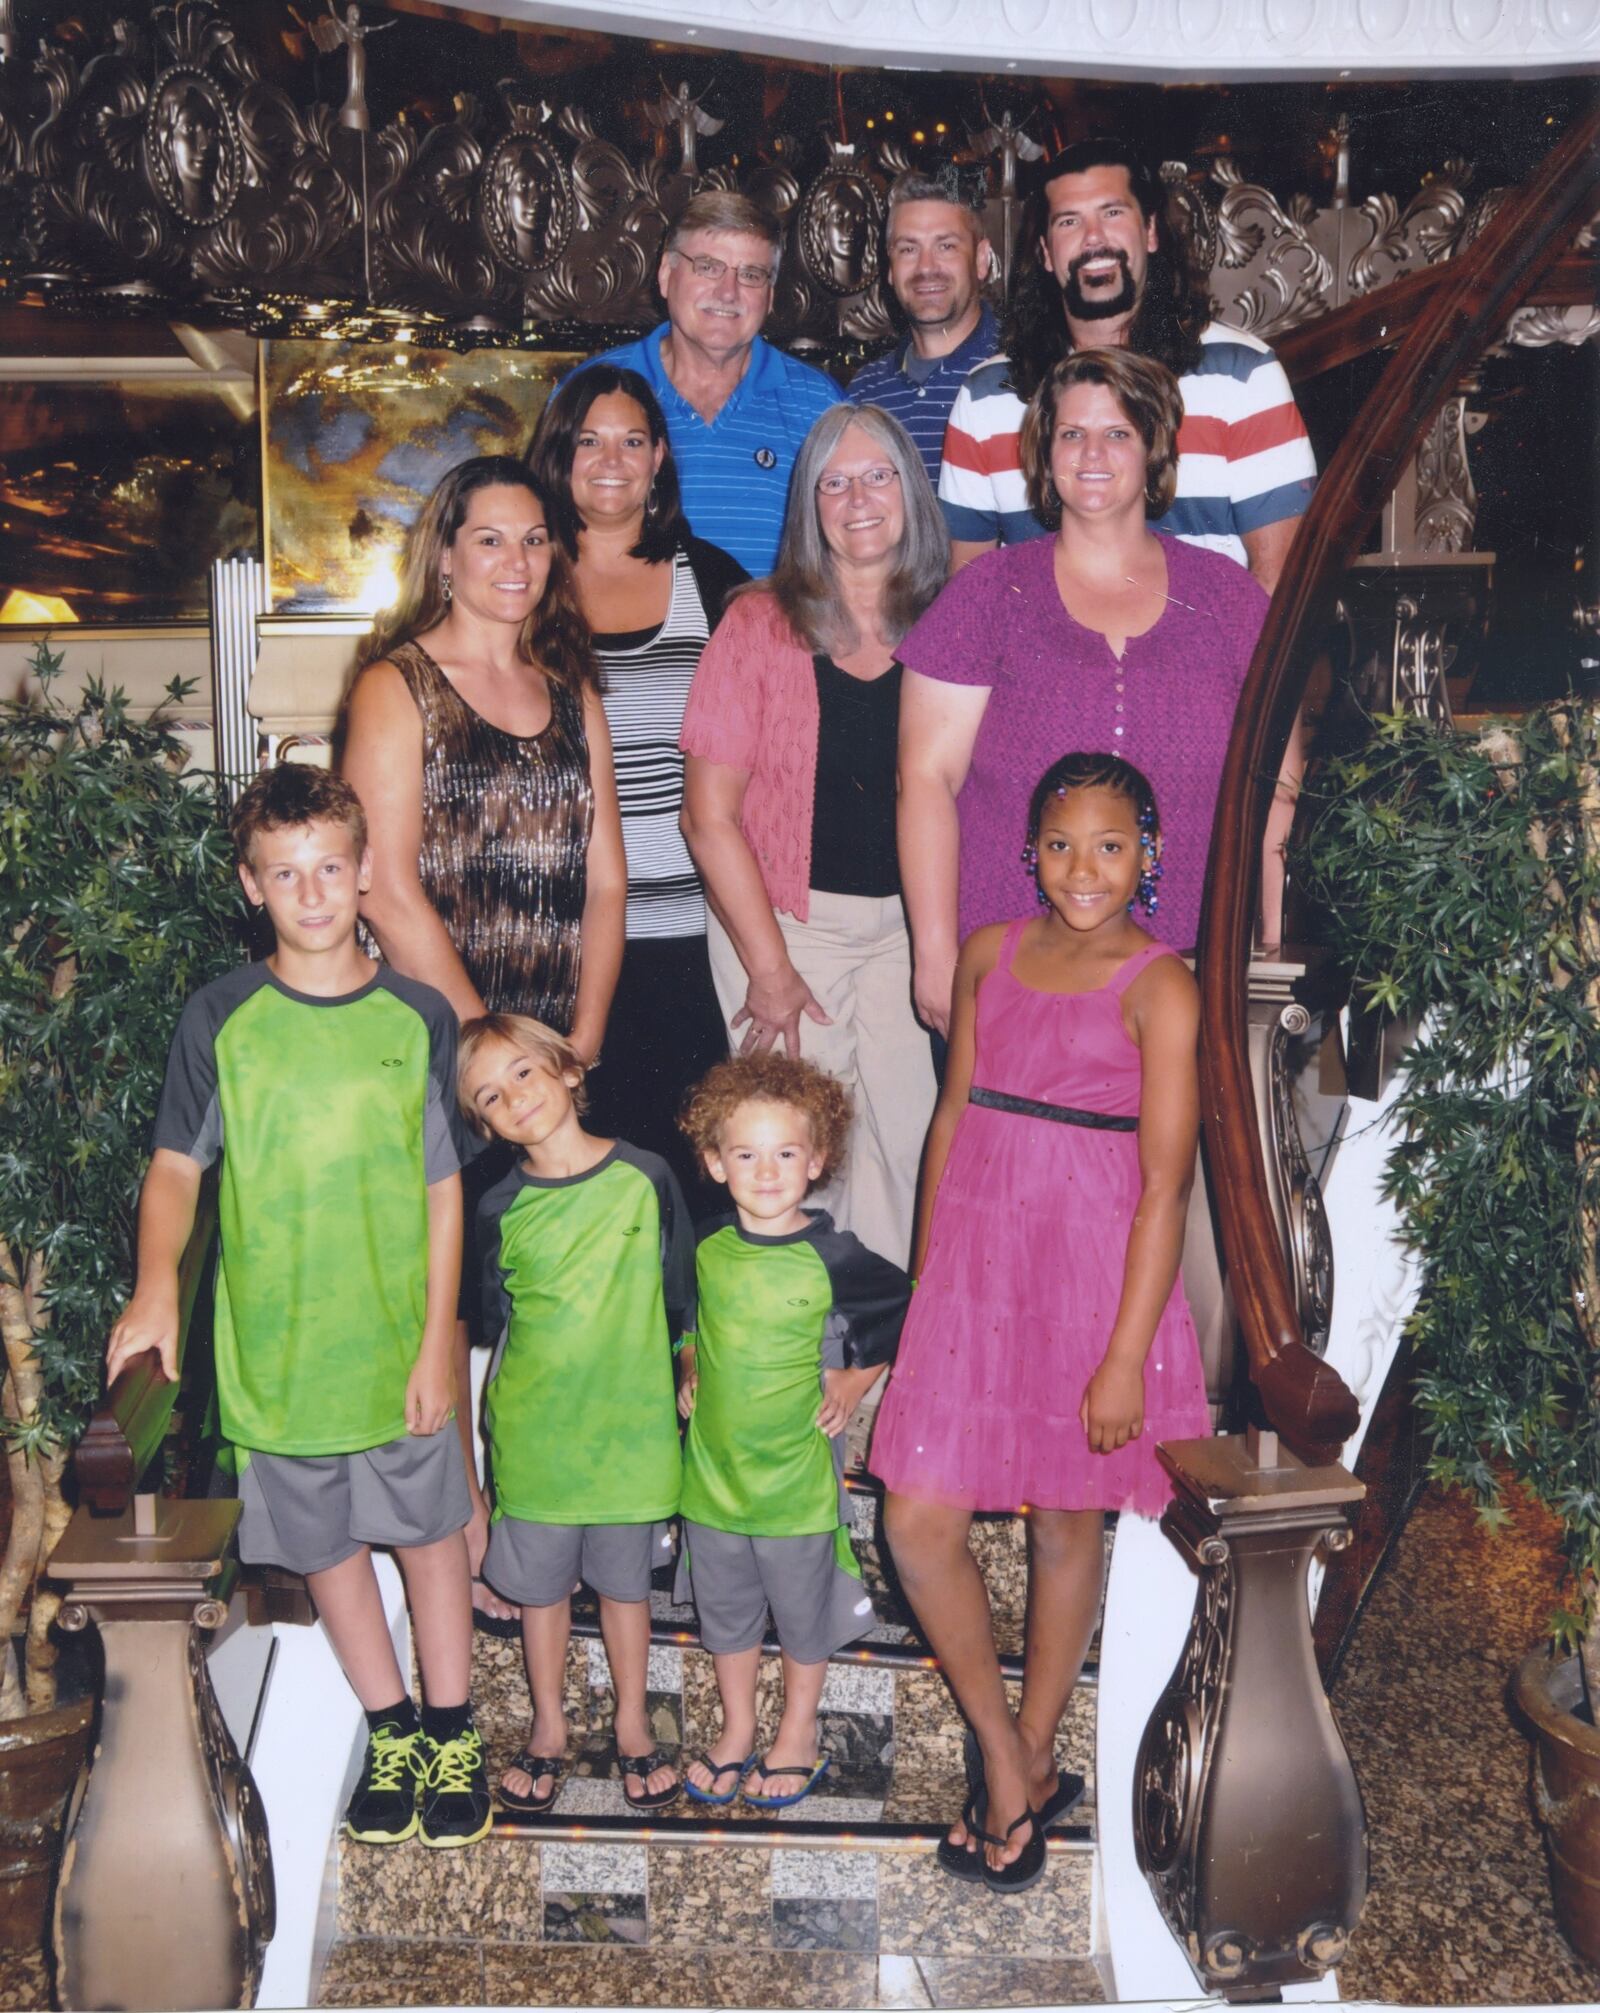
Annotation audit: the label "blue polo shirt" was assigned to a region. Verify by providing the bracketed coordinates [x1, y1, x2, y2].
[846, 303, 1000, 491]
[589, 325, 843, 577]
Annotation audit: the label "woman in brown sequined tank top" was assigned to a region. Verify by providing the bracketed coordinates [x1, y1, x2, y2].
[343, 456, 624, 1056]
[343, 457, 626, 1633]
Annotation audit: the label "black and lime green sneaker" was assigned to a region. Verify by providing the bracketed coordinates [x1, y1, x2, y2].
[418, 1723, 492, 1848]
[345, 1721, 422, 1844]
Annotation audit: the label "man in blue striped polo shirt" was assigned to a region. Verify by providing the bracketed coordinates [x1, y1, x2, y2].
[846, 169, 999, 493]
[592, 191, 842, 576]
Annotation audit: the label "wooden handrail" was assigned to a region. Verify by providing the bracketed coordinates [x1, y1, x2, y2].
[1274, 248, 1597, 384]
[1197, 100, 1600, 1464]
[74, 1186, 217, 1515]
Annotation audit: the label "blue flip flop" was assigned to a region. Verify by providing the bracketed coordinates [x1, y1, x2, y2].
[683, 1751, 759, 1806]
[741, 1755, 832, 1810]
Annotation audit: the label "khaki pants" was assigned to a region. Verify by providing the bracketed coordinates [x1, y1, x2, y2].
[706, 892, 935, 1272]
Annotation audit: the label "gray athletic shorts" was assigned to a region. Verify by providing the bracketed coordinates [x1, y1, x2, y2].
[676, 1520, 877, 1664]
[238, 1429, 472, 1577]
[483, 1517, 673, 1608]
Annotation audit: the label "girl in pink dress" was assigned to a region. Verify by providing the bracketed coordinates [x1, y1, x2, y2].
[874, 751, 1210, 1893]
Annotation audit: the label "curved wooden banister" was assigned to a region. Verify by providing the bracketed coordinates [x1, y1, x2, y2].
[74, 1187, 217, 1515]
[1197, 100, 1600, 1463]
[1274, 249, 1599, 385]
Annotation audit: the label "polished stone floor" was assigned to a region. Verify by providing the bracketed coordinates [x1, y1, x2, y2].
[1335, 1479, 1600, 2003]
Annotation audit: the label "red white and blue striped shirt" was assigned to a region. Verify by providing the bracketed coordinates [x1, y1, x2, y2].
[938, 321, 1316, 565]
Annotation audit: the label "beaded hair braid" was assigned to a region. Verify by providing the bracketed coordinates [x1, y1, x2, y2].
[1020, 751, 1165, 918]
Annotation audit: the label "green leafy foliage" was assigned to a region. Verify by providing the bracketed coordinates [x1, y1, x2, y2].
[0, 640, 244, 1451]
[1296, 707, 1600, 1631]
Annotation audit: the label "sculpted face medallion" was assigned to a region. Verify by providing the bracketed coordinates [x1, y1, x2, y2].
[146, 69, 239, 226]
[799, 171, 882, 297]
[480, 134, 573, 274]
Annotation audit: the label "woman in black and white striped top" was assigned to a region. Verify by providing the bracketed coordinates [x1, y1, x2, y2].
[528, 365, 746, 1205]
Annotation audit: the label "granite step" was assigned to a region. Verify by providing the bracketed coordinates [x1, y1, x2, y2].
[467, 1630, 1097, 1837]
[325, 1511, 1106, 2003]
[331, 1636, 1098, 1985]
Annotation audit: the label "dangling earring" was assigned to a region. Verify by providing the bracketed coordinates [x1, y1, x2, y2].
[644, 480, 659, 522]
[440, 574, 453, 606]
[1130, 811, 1164, 918]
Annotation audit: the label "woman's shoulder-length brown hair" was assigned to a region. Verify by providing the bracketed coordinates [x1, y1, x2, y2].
[361, 454, 599, 694]
[1019, 349, 1184, 529]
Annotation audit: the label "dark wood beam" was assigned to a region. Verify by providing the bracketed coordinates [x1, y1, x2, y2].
[1277, 248, 1597, 383]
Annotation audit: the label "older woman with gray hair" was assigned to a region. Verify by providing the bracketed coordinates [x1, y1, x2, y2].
[680, 403, 946, 1269]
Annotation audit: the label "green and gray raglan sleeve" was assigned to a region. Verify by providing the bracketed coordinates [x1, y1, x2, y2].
[151, 962, 269, 1167]
[476, 1164, 523, 1348]
[377, 968, 471, 1182]
[809, 1224, 912, 1371]
[613, 1143, 698, 1345]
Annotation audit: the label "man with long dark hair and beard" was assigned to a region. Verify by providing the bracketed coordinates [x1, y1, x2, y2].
[938, 138, 1315, 594]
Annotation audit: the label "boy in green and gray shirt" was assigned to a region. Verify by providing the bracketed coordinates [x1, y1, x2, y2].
[107, 766, 488, 1850]
[676, 1055, 910, 1811]
[460, 1011, 693, 1814]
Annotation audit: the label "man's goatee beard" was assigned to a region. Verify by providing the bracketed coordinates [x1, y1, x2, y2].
[1062, 261, 1136, 324]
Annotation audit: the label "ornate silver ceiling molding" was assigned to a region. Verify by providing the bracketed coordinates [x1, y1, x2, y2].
[0, 1, 1591, 360]
[463, 0, 1600, 80]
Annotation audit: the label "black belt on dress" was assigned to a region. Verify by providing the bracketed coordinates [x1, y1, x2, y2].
[968, 1086, 1138, 1132]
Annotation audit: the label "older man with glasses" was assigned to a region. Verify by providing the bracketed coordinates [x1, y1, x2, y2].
[591, 192, 843, 575]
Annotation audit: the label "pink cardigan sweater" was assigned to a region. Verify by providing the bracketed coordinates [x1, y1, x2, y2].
[679, 589, 822, 923]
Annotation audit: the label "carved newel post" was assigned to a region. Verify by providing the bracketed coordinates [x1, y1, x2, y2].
[1134, 1429, 1367, 1997]
[49, 1496, 274, 2011]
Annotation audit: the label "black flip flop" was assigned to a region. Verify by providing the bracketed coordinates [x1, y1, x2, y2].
[980, 1806, 1047, 1895]
[936, 1789, 988, 1884]
[471, 1581, 522, 1639]
[962, 1728, 1085, 1829]
[497, 1749, 565, 1814]
[618, 1745, 682, 1811]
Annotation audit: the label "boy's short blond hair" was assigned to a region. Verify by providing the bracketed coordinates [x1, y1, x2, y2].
[679, 1054, 852, 1185]
[457, 1012, 588, 1136]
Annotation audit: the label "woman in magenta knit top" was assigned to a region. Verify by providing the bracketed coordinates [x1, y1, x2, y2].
[897, 350, 1273, 1035]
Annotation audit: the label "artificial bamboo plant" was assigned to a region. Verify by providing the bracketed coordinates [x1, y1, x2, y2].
[1296, 703, 1600, 1702]
[0, 641, 239, 1718]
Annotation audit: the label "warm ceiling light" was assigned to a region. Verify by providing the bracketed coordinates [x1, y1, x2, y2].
[0, 590, 77, 624]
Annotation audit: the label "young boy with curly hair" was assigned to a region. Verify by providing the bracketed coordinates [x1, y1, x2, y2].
[674, 1055, 910, 1811]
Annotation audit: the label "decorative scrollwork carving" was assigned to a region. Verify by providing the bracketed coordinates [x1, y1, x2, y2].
[1269, 1009, 1333, 1351]
[188, 1621, 274, 1999]
[1349, 163, 1472, 295]
[521, 123, 674, 324]
[191, 91, 361, 293]
[0, 5, 1574, 369]
[1412, 394, 1479, 552]
[1503, 303, 1600, 348]
[1160, 161, 1217, 290]
[1135, 1548, 1235, 1951]
[1383, 595, 1455, 723]
[1211, 158, 1335, 339]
